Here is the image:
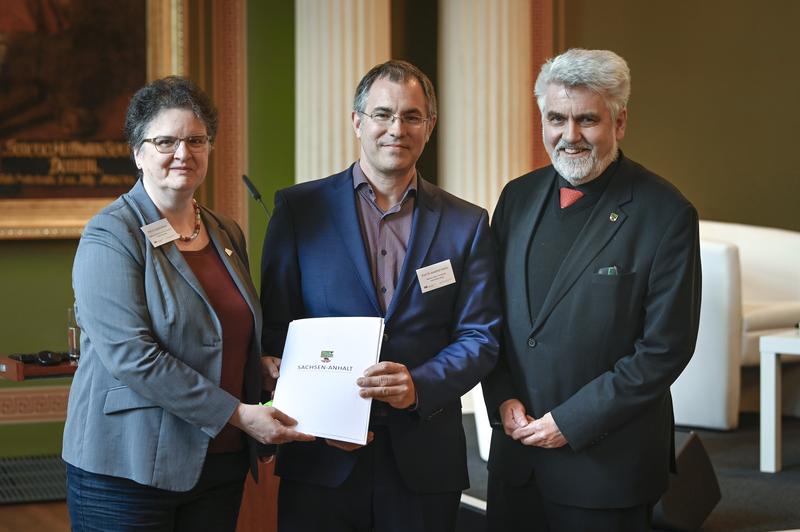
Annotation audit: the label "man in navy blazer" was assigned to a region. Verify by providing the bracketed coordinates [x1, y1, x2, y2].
[482, 49, 702, 531]
[260, 60, 501, 531]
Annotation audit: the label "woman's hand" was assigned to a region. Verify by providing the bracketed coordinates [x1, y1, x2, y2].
[229, 403, 315, 445]
[261, 356, 281, 392]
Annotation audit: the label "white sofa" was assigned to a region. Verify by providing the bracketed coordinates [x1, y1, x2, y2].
[671, 221, 800, 430]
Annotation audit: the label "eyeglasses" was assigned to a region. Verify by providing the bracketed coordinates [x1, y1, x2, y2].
[357, 110, 431, 127]
[142, 135, 211, 153]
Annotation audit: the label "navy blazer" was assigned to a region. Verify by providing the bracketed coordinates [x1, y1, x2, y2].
[63, 179, 263, 491]
[483, 155, 702, 508]
[260, 164, 501, 493]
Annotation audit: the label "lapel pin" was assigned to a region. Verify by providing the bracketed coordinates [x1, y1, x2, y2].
[224, 248, 233, 257]
[609, 212, 619, 222]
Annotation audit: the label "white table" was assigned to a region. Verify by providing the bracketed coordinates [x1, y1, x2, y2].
[760, 328, 800, 473]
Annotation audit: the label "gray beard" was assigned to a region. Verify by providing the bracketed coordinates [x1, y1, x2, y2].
[551, 144, 619, 186]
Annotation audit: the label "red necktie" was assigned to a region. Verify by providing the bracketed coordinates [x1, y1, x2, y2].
[560, 188, 584, 209]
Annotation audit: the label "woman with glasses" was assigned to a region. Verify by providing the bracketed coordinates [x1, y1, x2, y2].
[62, 76, 313, 532]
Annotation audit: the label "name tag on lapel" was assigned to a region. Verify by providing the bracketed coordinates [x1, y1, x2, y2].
[140, 219, 180, 247]
[416, 259, 456, 293]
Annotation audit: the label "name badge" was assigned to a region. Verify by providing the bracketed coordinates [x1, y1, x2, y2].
[140, 219, 180, 247]
[416, 259, 456, 293]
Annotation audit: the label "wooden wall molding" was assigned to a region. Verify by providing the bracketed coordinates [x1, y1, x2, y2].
[146, 0, 247, 231]
[211, 0, 248, 232]
[0, 386, 70, 424]
[531, 0, 557, 170]
[146, 0, 187, 79]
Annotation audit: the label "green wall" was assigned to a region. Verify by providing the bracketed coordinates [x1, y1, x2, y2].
[0, 240, 77, 354]
[246, 0, 295, 285]
[562, 0, 800, 231]
[0, 240, 75, 457]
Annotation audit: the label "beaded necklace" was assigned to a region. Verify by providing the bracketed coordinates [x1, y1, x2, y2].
[178, 199, 202, 242]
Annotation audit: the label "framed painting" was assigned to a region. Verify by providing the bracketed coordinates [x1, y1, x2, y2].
[0, 0, 182, 239]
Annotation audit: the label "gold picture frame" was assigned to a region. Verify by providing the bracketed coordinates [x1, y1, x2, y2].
[0, 0, 186, 240]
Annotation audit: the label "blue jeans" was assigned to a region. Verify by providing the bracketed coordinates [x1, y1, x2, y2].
[66, 451, 248, 532]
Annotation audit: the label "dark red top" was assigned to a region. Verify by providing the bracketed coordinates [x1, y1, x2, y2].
[182, 242, 254, 453]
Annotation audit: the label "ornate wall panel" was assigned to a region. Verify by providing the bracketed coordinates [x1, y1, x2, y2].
[0, 387, 70, 424]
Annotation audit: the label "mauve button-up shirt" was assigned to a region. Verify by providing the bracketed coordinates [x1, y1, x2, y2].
[353, 161, 416, 313]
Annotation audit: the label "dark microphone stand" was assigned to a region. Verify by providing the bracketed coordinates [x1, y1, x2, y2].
[241, 174, 271, 219]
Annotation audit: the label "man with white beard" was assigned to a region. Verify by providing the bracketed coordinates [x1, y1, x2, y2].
[482, 49, 702, 532]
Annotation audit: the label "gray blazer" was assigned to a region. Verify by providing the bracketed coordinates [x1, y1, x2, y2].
[62, 179, 263, 491]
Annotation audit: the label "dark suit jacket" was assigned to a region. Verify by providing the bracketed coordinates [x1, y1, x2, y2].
[260, 164, 501, 493]
[482, 155, 701, 508]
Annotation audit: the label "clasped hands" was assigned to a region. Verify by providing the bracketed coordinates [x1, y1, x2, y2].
[259, 356, 416, 452]
[499, 398, 567, 449]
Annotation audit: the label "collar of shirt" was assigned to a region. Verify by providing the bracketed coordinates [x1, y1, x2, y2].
[353, 161, 417, 214]
[557, 151, 621, 198]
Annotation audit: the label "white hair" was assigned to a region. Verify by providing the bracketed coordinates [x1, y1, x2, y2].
[535, 49, 631, 120]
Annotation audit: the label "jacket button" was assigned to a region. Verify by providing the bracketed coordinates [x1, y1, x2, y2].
[383, 333, 389, 343]
[527, 337, 537, 348]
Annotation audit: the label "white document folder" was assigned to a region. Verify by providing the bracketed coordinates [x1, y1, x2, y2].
[271, 316, 385, 445]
